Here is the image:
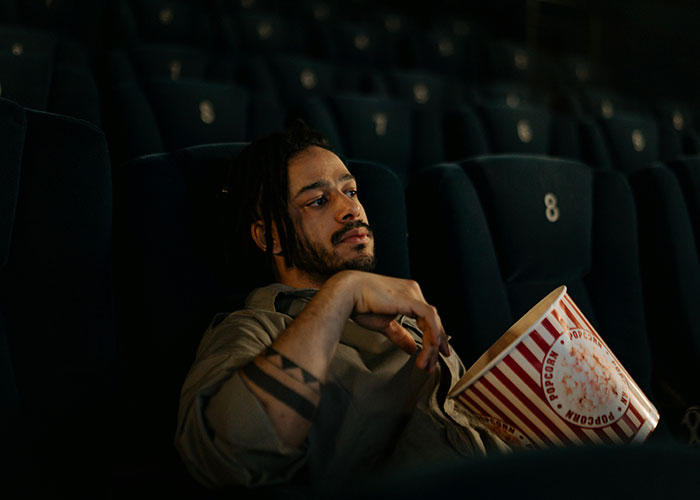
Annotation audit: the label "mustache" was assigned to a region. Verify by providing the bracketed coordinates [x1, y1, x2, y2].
[331, 220, 374, 246]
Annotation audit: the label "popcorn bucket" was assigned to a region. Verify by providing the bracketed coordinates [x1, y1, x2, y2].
[448, 286, 659, 449]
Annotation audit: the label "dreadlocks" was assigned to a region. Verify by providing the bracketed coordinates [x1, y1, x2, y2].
[225, 119, 333, 277]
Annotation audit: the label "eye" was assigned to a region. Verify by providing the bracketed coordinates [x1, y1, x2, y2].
[346, 189, 358, 199]
[307, 196, 328, 208]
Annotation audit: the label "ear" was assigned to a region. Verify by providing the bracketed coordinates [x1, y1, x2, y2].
[251, 220, 282, 255]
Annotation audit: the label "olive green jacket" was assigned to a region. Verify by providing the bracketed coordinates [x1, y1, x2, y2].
[175, 284, 509, 492]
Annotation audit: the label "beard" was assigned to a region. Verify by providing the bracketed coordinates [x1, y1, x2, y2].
[292, 220, 376, 281]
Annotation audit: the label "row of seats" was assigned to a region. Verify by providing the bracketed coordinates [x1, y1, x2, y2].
[3, 24, 698, 187]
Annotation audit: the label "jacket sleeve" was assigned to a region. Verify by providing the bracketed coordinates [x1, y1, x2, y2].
[174, 310, 309, 489]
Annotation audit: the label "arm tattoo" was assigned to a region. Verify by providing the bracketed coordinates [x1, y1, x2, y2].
[242, 347, 322, 421]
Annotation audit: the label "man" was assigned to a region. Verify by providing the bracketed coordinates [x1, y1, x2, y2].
[175, 120, 509, 494]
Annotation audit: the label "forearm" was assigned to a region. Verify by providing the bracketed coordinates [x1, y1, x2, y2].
[240, 272, 356, 446]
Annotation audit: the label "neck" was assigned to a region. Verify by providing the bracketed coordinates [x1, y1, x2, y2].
[276, 261, 328, 290]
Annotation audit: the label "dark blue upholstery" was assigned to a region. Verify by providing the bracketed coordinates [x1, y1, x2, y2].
[407, 156, 660, 433]
[299, 94, 437, 186]
[0, 98, 117, 496]
[102, 77, 285, 168]
[629, 161, 700, 441]
[599, 112, 660, 174]
[110, 0, 215, 49]
[0, 25, 99, 124]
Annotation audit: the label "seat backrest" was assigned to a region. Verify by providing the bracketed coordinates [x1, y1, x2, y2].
[321, 20, 397, 67]
[111, 0, 215, 48]
[598, 111, 660, 174]
[0, 98, 117, 495]
[0, 25, 99, 124]
[629, 161, 700, 441]
[102, 77, 285, 168]
[477, 102, 553, 155]
[407, 155, 653, 398]
[300, 93, 433, 186]
[235, 10, 310, 55]
[268, 53, 337, 109]
[112, 142, 250, 473]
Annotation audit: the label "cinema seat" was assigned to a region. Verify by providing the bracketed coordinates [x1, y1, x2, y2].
[478, 102, 552, 155]
[320, 20, 397, 67]
[384, 69, 455, 110]
[598, 112, 660, 174]
[233, 10, 310, 55]
[298, 94, 441, 185]
[0, 26, 100, 124]
[110, 0, 215, 49]
[629, 160, 700, 442]
[410, 19, 479, 80]
[126, 42, 235, 83]
[3, 0, 107, 54]
[654, 100, 700, 160]
[267, 54, 338, 109]
[0, 97, 117, 496]
[485, 41, 551, 87]
[406, 156, 655, 412]
[101, 77, 285, 168]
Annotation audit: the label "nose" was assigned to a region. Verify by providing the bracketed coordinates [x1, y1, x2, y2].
[335, 193, 362, 222]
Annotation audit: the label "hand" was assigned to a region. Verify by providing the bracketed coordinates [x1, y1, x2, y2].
[336, 271, 451, 373]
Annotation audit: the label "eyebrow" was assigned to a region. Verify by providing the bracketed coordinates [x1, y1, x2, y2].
[294, 173, 356, 199]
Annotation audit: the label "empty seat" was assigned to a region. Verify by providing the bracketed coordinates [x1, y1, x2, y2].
[409, 22, 479, 80]
[319, 20, 398, 67]
[126, 42, 235, 83]
[629, 160, 700, 442]
[231, 10, 310, 55]
[298, 93, 443, 185]
[654, 100, 700, 160]
[478, 102, 553, 155]
[110, 0, 215, 49]
[101, 77, 285, 167]
[443, 99, 585, 163]
[0, 26, 99, 124]
[406, 156, 656, 420]
[267, 53, 389, 115]
[266, 54, 338, 109]
[0, 97, 117, 496]
[598, 111, 660, 174]
[484, 41, 552, 87]
[385, 69, 464, 110]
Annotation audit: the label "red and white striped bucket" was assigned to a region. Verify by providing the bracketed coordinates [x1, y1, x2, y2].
[448, 286, 659, 449]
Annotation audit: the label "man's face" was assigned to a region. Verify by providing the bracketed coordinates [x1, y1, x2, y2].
[286, 146, 376, 281]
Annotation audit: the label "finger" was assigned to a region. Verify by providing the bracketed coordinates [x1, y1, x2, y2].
[382, 320, 418, 356]
[414, 309, 448, 371]
[440, 334, 451, 357]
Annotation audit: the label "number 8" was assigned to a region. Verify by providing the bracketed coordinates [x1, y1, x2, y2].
[544, 193, 560, 223]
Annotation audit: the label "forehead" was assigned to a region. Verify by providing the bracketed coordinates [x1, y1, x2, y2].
[287, 146, 352, 193]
